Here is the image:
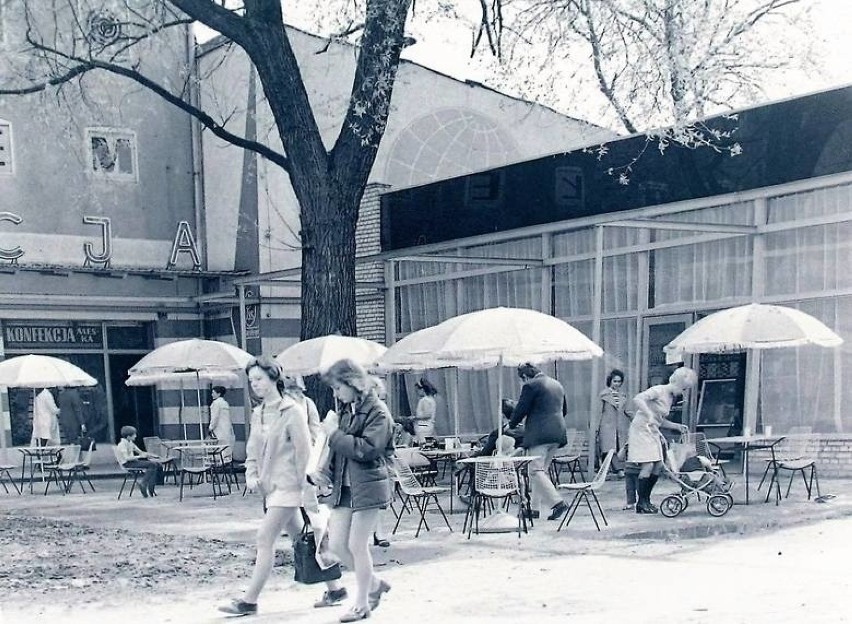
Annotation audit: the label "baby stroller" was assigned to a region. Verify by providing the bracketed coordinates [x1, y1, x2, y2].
[659, 435, 734, 518]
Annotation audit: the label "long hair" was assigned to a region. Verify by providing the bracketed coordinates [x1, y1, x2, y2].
[324, 358, 373, 398]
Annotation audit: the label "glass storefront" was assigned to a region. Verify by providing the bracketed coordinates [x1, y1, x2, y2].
[3, 321, 154, 446]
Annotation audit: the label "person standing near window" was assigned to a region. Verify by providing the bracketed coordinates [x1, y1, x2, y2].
[598, 369, 631, 478]
[32, 387, 60, 446]
[413, 378, 438, 444]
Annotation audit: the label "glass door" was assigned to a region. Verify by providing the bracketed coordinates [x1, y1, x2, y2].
[642, 314, 693, 426]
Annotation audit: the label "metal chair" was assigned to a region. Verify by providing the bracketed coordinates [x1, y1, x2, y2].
[71, 439, 97, 493]
[113, 445, 147, 500]
[177, 446, 222, 501]
[394, 447, 438, 485]
[684, 432, 729, 478]
[0, 448, 21, 495]
[44, 445, 81, 495]
[757, 426, 812, 490]
[556, 449, 614, 531]
[143, 436, 178, 485]
[389, 456, 452, 538]
[550, 429, 584, 484]
[763, 434, 821, 501]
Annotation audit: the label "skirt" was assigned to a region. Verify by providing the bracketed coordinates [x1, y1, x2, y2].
[265, 485, 305, 508]
[626, 420, 663, 464]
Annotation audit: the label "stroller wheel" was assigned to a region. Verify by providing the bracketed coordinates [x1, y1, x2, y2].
[660, 494, 685, 518]
[707, 494, 733, 517]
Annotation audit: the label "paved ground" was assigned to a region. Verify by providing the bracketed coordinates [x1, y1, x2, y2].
[0, 471, 849, 623]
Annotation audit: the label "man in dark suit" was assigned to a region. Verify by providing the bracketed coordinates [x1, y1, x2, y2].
[57, 386, 85, 444]
[509, 363, 569, 521]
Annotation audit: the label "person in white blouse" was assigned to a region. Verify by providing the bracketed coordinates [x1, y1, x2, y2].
[208, 386, 235, 461]
[413, 378, 438, 444]
[32, 388, 60, 446]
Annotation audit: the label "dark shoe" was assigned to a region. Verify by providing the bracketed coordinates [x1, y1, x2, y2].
[368, 579, 391, 611]
[524, 510, 540, 520]
[372, 533, 390, 548]
[339, 606, 371, 622]
[148, 486, 156, 497]
[314, 588, 348, 609]
[140, 489, 149, 499]
[218, 599, 258, 616]
[635, 501, 658, 514]
[547, 501, 569, 521]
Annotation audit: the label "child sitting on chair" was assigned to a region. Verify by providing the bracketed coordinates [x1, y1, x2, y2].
[115, 426, 160, 498]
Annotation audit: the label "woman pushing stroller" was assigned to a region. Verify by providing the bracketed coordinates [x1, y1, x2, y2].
[626, 367, 697, 514]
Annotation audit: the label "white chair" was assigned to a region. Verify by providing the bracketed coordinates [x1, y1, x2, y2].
[70, 439, 97, 494]
[0, 448, 20, 495]
[556, 449, 615, 532]
[44, 445, 81, 495]
[389, 456, 452, 538]
[764, 434, 821, 501]
[463, 459, 525, 538]
[550, 429, 584, 484]
[113, 445, 147, 500]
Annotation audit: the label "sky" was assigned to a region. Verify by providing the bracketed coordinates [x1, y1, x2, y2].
[195, 0, 852, 130]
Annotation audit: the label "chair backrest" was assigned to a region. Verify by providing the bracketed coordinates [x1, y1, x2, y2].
[0, 447, 14, 468]
[59, 445, 81, 468]
[178, 446, 211, 470]
[78, 439, 95, 468]
[394, 447, 432, 469]
[553, 429, 578, 459]
[389, 455, 425, 495]
[112, 444, 128, 471]
[589, 450, 615, 490]
[778, 429, 815, 458]
[143, 436, 162, 455]
[474, 460, 519, 497]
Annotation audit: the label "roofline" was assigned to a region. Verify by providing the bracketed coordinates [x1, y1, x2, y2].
[193, 24, 606, 131]
[381, 81, 852, 197]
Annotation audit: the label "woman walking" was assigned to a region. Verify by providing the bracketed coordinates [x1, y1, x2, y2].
[627, 367, 696, 514]
[219, 356, 320, 616]
[598, 369, 631, 477]
[316, 359, 394, 622]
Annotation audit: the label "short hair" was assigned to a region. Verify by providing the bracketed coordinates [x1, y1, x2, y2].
[415, 377, 438, 396]
[245, 355, 286, 394]
[212, 386, 227, 397]
[669, 366, 698, 389]
[517, 363, 540, 379]
[324, 358, 372, 396]
[501, 398, 516, 418]
[120, 425, 137, 439]
[606, 369, 625, 387]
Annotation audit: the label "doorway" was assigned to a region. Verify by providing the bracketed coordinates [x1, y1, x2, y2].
[109, 353, 157, 442]
[642, 314, 693, 425]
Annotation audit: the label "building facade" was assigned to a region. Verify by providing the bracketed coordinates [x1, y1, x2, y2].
[378, 86, 852, 474]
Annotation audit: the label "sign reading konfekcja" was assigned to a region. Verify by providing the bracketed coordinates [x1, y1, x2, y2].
[4, 323, 103, 349]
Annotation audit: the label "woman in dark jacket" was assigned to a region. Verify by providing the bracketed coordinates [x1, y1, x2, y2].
[319, 359, 394, 623]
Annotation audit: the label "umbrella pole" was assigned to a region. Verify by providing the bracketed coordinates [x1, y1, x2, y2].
[496, 355, 504, 455]
[196, 372, 203, 440]
[452, 370, 460, 437]
[180, 381, 187, 441]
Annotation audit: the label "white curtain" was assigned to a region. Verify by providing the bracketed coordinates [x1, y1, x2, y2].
[759, 184, 852, 433]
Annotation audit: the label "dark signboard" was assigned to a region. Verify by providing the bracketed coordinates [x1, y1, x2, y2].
[4, 322, 103, 349]
[381, 85, 852, 250]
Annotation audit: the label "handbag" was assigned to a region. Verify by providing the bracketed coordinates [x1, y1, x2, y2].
[76, 434, 96, 452]
[293, 509, 342, 585]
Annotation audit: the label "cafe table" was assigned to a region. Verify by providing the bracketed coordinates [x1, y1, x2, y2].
[419, 446, 475, 513]
[17, 445, 64, 494]
[705, 434, 786, 505]
[173, 443, 232, 498]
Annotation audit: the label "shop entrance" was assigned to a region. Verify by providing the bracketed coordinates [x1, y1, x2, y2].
[642, 314, 692, 425]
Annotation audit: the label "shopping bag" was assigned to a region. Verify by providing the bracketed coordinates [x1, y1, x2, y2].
[293, 519, 342, 584]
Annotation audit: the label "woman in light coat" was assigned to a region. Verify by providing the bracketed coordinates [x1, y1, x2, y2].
[208, 386, 235, 461]
[219, 356, 313, 617]
[32, 387, 60, 446]
[413, 377, 438, 443]
[597, 369, 631, 477]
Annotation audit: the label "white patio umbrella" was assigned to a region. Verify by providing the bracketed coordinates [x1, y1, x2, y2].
[275, 335, 387, 376]
[0, 354, 98, 388]
[0, 354, 98, 448]
[377, 307, 603, 444]
[664, 303, 843, 360]
[129, 339, 252, 439]
[126, 370, 242, 440]
[664, 303, 843, 434]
